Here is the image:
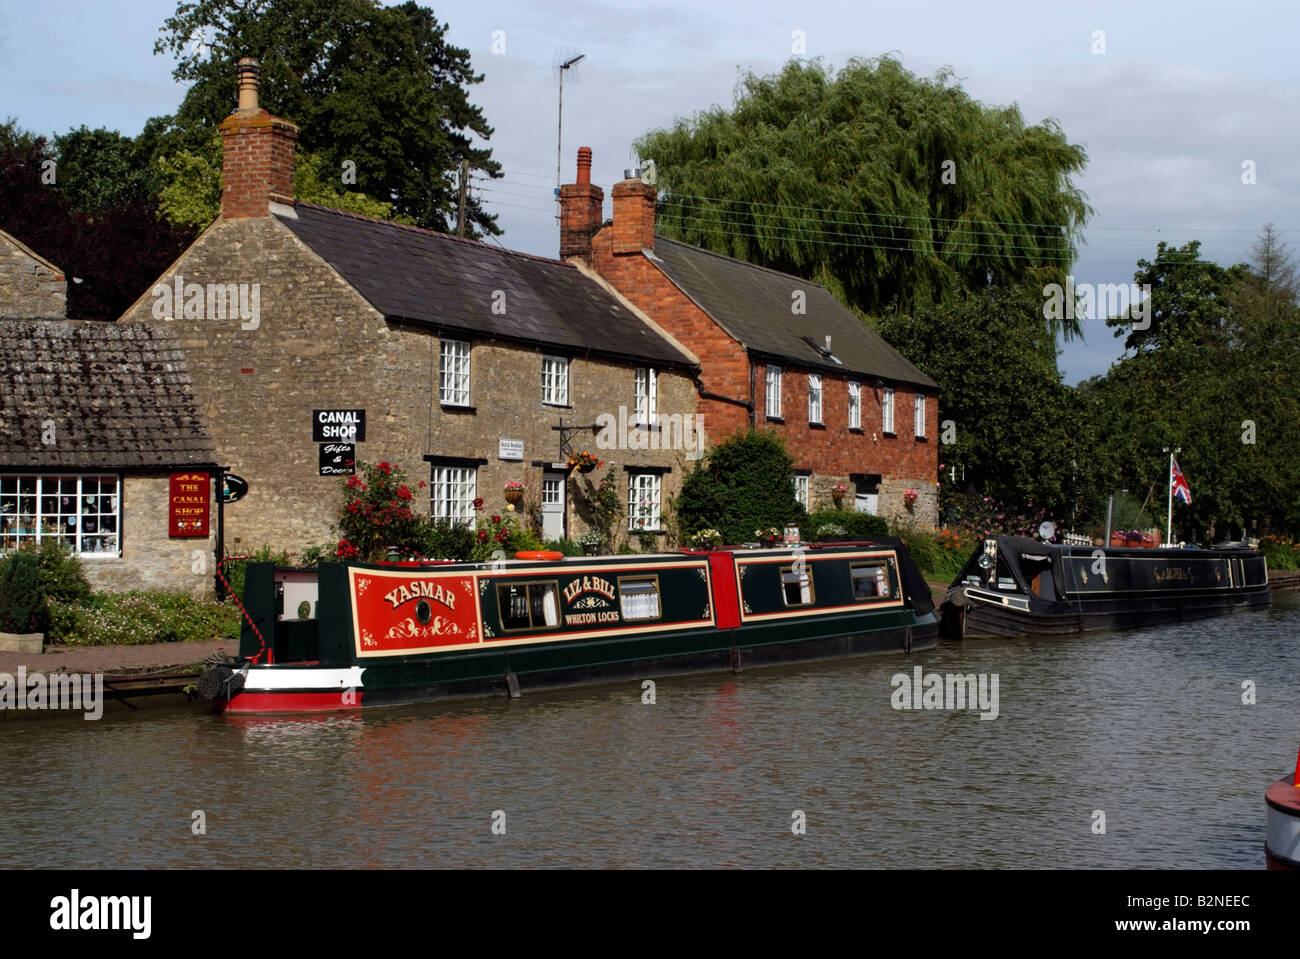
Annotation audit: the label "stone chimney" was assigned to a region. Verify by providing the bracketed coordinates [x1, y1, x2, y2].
[611, 169, 656, 255]
[558, 147, 604, 260]
[218, 57, 300, 218]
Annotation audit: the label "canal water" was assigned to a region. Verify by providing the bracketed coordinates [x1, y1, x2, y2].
[3, 594, 1298, 869]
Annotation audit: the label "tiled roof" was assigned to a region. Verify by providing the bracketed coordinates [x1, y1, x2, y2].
[275, 203, 697, 369]
[649, 237, 937, 389]
[0, 320, 216, 469]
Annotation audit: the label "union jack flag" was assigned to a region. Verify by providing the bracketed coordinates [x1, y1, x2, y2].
[1171, 457, 1192, 504]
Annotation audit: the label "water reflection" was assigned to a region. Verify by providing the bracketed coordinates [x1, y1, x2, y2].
[0, 596, 1295, 868]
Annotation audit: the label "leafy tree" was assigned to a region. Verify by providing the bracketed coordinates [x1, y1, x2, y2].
[154, 0, 501, 233]
[156, 131, 401, 230]
[0, 120, 195, 321]
[635, 56, 1091, 336]
[52, 126, 162, 218]
[878, 288, 1080, 518]
[675, 430, 805, 543]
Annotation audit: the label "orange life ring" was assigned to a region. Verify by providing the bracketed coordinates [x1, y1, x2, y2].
[514, 550, 565, 562]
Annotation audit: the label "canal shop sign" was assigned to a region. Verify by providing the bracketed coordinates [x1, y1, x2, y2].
[169, 472, 210, 537]
[312, 409, 366, 442]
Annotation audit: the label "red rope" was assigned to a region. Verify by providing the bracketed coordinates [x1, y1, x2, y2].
[216, 555, 267, 665]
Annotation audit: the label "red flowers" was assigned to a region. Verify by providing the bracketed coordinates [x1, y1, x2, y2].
[335, 539, 360, 559]
[491, 515, 501, 524]
[397, 485, 413, 501]
[473, 497, 484, 511]
[477, 529, 488, 543]
[377, 462, 393, 475]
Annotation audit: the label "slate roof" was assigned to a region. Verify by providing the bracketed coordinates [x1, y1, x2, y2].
[649, 237, 937, 390]
[0, 320, 217, 469]
[275, 203, 697, 369]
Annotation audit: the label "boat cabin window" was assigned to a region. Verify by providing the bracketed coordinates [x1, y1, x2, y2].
[497, 582, 560, 631]
[850, 563, 891, 600]
[619, 576, 662, 621]
[781, 565, 815, 606]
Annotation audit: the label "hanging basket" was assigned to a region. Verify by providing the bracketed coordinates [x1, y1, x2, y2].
[503, 487, 524, 504]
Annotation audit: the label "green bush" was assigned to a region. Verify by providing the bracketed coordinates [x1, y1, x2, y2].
[56, 590, 239, 646]
[805, 509, 889, 541]
[0, 550, 48, 634]
[420, 519, 478, 561]
[543, 538, 584, 557]
[676, 429, 806, 544]
[31, 540, 93, 605]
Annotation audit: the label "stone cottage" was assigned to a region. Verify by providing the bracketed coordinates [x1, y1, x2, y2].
[119, 60, 700, 555]
[560, 149, 940, 525]
[0, 229, 219, 596]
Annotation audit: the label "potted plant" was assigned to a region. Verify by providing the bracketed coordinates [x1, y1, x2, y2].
[831, 482, 847, 507]
[578, 530, 603, 556]
[903, 488, 920, 510]
[690, 528, 722, 550]
[503, 481, 526, 504]
[567, 450, 603, 474]
[755, 526, 782, 547]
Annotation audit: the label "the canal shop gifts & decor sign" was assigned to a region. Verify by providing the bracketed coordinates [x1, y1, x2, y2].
[169, 472, 210, 537]
[314, 410, 363, 476]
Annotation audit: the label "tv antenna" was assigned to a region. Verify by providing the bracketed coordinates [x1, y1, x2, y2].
[554, 48, 585, 220]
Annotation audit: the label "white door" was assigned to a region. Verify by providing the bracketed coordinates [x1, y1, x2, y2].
[541, 471, 565, 541]
[855, 493, 878, 515]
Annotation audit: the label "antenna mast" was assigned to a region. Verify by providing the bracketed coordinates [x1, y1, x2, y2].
[554, 49, 585, 220]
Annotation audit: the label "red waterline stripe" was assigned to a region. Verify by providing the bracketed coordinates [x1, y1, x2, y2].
[224, 691, 365, 714]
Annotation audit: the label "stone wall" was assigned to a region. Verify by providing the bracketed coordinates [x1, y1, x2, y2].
[81, 474, 217, 598]
[0, 231, 66, 319]
[120, 215, 694, 552]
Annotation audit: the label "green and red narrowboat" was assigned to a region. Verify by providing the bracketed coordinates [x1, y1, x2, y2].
[199, 539, 938, 713]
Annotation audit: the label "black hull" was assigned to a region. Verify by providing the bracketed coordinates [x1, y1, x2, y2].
[944, 588, 1272, 639]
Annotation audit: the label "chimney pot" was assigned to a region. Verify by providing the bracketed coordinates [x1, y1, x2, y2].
[623, 168, 641, 180]
[576, 146, 592, 186]
[236, 57, 260, 112]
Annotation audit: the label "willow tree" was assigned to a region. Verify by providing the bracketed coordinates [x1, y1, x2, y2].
[635, 57, 1091, 338]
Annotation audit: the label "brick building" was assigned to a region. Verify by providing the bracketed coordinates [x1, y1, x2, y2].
[119, 61, 700, 555]
[560, 149, 939, 524]
[0, 229, 219, 596]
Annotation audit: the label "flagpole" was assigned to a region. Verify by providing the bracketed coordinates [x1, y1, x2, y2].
[1162, 446, 1181, 546]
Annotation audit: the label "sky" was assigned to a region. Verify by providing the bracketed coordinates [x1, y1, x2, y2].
[3, 0, 1296, 383]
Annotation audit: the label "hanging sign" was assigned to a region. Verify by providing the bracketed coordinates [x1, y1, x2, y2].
[169, 472, 211, 537]
[320, 444, 356, 476]
[223, 474, 249, 504]
[312, 409, 366, 442]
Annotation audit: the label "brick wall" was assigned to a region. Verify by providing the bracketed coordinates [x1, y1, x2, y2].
[0, 232, 66, 319]
[584, 225, 937, 525]
[121, 215, 693, 552]
[80, 474, 217, 597]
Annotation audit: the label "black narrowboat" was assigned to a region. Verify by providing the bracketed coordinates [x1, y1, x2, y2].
[201, 539, 938, 713]
[940, 535, 1272, 639]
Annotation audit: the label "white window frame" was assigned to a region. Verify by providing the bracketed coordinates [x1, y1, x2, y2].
[808, 373, 822, 424]
[627, 473, 662, 532]
[634, 367, 658, 427]
[430, 466, 477, 526]
[848, 381, 861, 430]
[793, 474, 809, 510]
[542, 355, 569, 406]
[765, 365, 782, 419]
[439, 338, 471, 407]
[914, 393, 926, 438]
[882, 386, 895, 434]
[0, 473, 121, 557]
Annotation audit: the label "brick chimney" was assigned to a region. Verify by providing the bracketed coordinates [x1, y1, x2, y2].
[218, 57, 299, 218]
[611, 169, 656, 255]
[558, 147, 604, 259]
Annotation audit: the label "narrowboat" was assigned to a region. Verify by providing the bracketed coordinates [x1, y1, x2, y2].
[199, 539, 938, 713]
[940, 535, 1272, 639]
